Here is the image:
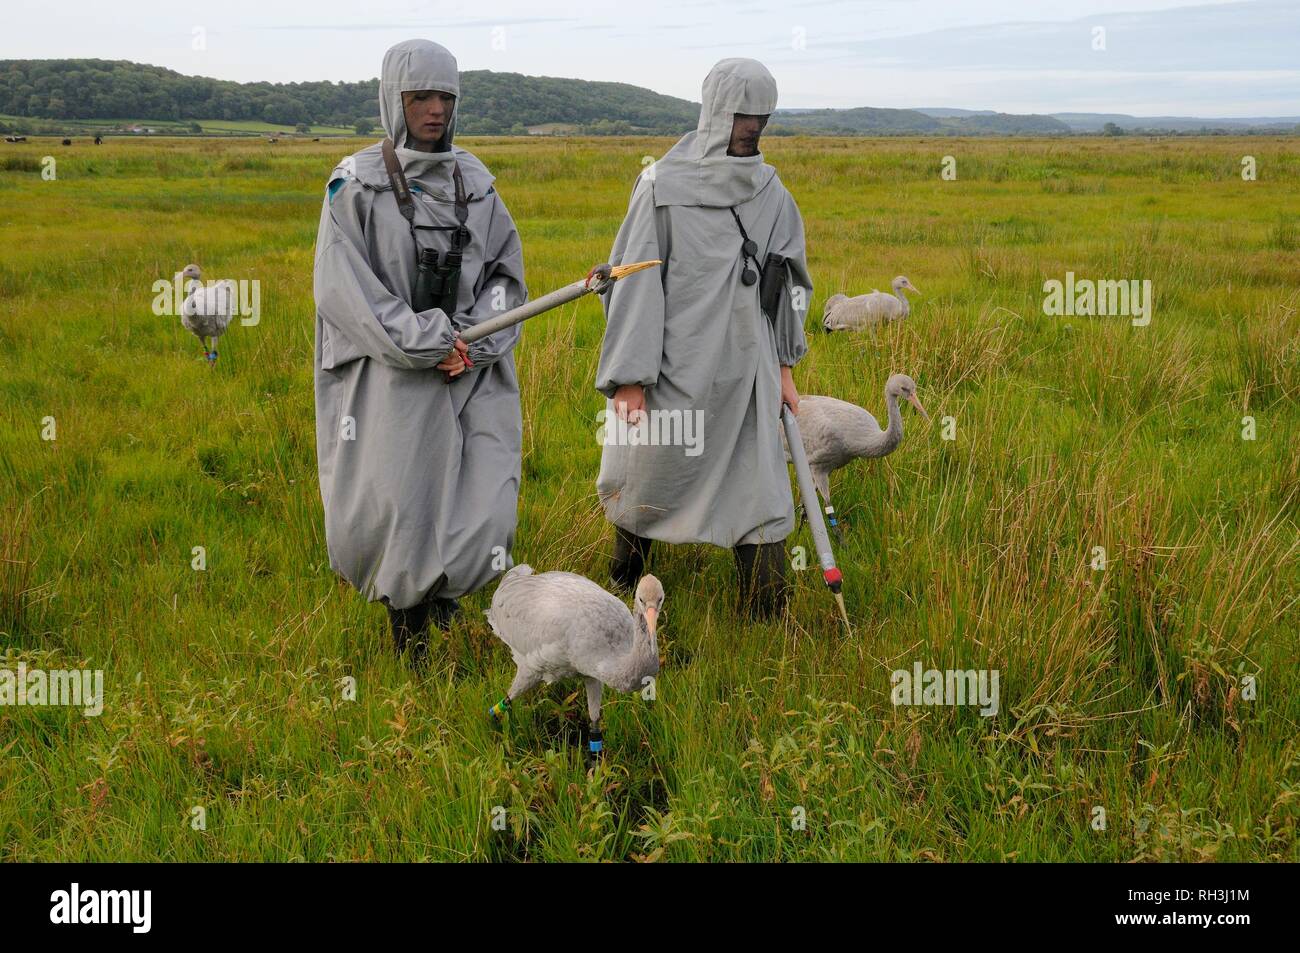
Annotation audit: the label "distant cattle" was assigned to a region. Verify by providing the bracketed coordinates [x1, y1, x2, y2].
[4, 135, 28, 143]
[61, 138, 71, 146]
[267, 137, 278, 143]
[94, 135, 102, 145]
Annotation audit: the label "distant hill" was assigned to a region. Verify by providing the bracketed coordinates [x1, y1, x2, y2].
[911, 108, 998, 118]
[0, 58, 698, 136]
[917, 108, 1299, 134]
[773, 106, 1071, 136]
[1, 59, 1296, 138]
[1050, 112, 1300, 134]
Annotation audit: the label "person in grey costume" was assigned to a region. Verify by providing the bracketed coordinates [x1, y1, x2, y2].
[313, 39, 527, 662]
[594, 58, 812, 620]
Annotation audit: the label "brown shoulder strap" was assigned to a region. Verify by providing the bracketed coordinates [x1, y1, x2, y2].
[451, 162, 469, 226]
[381, 138, 415, 226]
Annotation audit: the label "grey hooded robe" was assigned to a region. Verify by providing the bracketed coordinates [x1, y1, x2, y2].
[594, 59, 811, 548]
[313, 40, 527, 610]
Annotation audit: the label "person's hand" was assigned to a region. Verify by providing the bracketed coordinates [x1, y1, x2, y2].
[780, 365, 799, 415]
[438, 337, 470, 377]
[613, 383, 646, 424]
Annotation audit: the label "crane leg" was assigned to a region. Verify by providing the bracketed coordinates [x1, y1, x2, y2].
[491, 669, 540, 721]
[793, 472, 811, 532]
[812, 469, 842, 542]
[584, 677, 604, 761]
[823, 503, 842, 544]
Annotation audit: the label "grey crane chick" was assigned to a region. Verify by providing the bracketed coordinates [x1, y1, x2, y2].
[486, 566, 663, 759]
[783, 374, 929, 536]
[823, 276, 920, 332]
[178, 263, 237, 366]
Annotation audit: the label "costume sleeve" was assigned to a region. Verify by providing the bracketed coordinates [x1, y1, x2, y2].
[768, 187, 811, 368]
[594, 176, 667, 398]
[459, 190, 528, 369]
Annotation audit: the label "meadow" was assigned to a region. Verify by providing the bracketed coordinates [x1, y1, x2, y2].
[1, 115, 359, 136]
[0, 133, 1296, 861]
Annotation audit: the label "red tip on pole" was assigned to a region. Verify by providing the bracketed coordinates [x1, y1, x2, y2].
[823, 567, 843, 586]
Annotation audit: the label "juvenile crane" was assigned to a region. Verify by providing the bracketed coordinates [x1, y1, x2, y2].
[823, 276, 920, 332]
[784, 374, 929, 536]
[178, 263, 236, 365]
[486, 566, 663, 759]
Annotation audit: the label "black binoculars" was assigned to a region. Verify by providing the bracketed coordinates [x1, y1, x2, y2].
[758, 253, 789, 320]
[413, 243, 464, 315]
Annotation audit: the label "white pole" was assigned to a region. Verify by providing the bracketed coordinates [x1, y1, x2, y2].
[457, 260, 660, 346]
[457, 279, 592, 344]
[782, 405, 851, 629]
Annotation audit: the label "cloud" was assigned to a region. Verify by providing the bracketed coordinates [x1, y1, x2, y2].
[252, 17, 578, 32]
[805, 0, 1296, 72]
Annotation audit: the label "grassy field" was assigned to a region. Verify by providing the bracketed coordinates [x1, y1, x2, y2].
[0, 133, 1297, 862]
[0, 115, 358, 137]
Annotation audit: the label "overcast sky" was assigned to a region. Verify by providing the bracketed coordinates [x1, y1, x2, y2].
[5, 0, 1297, 116]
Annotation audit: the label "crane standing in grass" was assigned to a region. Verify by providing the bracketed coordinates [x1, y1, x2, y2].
[784, 374, 929, 537]
[486, 566, 663, 759]
[179, 263, 236, 365]
[822, 276, 920, 332]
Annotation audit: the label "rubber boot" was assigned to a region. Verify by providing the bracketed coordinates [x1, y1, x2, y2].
[733, 541, 790, 621]
[387, 595, 458, 668]
[610, 525, 653, 592]
[388, 599, 431, 657]
[428, 597, 460, 635]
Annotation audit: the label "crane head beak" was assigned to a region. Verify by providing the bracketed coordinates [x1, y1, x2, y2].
[643, 605, 658, 635]
[609, 259, 662, 281]
[908, 394, 931, 422]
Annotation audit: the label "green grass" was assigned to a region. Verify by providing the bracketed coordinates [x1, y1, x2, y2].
[0, 134, 1297, 861]
[192, 119, 357, 136]
[0, 114, 358, 136]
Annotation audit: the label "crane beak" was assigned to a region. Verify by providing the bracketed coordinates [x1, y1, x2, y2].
[908, 394, 931, 422]
[609, 259, 662, 281]
[907, 283, 922, 295]
[643, 605, 658, 636]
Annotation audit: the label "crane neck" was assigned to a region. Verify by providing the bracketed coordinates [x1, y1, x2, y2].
[608, 610, 659, 693]
[881, 392, 905, 453]
[848, 392, 904, 458]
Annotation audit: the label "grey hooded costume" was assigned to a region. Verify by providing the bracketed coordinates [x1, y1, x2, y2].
[594, 58, 811, 548]
[313, 39, 527, 611]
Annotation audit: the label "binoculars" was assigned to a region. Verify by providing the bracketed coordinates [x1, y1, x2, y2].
[413, 240, 465, 315]
[759, 253, 789, 321]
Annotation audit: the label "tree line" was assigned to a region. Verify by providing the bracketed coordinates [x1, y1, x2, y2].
[0, 59, 701, 135]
